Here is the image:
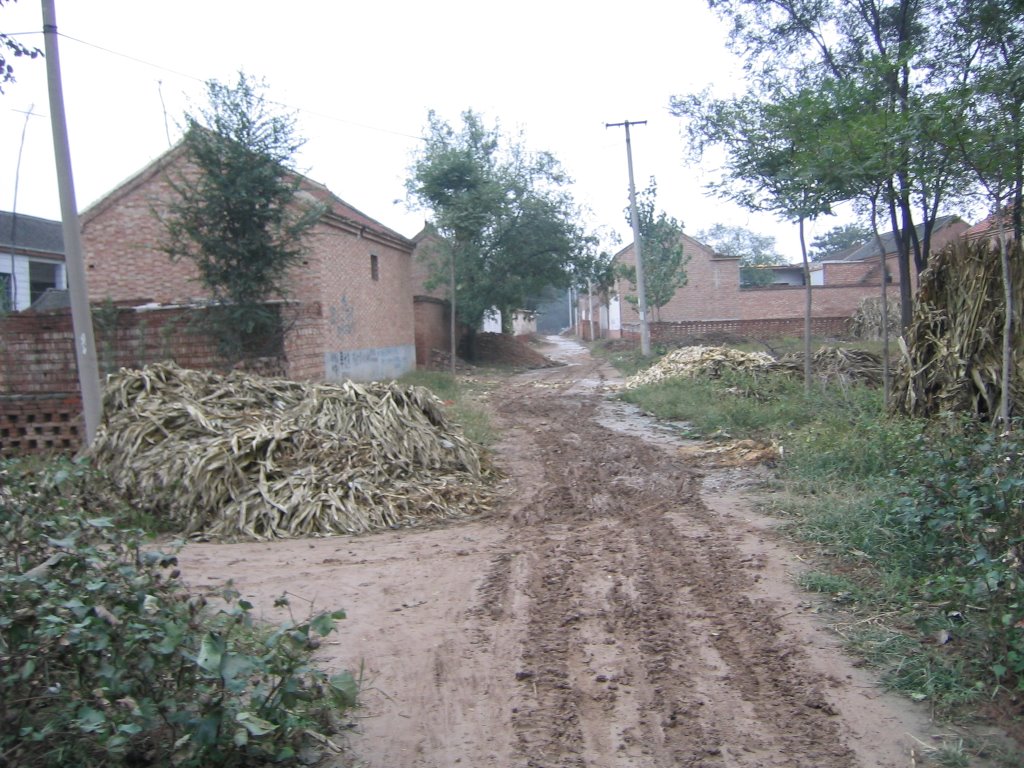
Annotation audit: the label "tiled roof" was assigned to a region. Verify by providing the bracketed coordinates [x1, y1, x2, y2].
[841, 215, 961, 261]
[0, 211, 64, 256]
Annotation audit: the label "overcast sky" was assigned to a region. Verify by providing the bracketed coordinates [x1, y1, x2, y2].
[1, 0, 863, 261]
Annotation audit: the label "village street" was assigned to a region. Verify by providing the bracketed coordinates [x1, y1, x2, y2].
[180, 337, 939, 767]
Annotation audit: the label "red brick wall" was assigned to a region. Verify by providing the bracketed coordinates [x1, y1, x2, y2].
[0, 303, 322, 456]
[621, 316, 851, 345]
[615, 238, 901, 324]
[413, 296, 451, 367]
[81, 152, 416, 380]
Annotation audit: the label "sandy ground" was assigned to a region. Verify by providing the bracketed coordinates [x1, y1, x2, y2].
[179, 337, 970, 767]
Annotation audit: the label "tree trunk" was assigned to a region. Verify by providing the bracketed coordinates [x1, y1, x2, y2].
[799, 217, 812, 394]
[871, 195, 891, 409]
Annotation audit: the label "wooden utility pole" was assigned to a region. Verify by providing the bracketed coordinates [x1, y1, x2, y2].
[607, 120, 650, 355]
[42, 0, 103, 443]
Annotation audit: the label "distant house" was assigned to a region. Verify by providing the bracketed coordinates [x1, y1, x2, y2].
[811, 214, 968, 288]
[0, 212, 67, 312]
[79, 141, 417, 382]
[597, 217, 968, 341]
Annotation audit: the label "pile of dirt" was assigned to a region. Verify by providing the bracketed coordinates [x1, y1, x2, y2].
[87, 362, 495, 540]
[470, 332, 561, 369]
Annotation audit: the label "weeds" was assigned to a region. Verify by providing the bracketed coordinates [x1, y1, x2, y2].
[612, 343, 1024, 737]
[0, 458, 357, 767]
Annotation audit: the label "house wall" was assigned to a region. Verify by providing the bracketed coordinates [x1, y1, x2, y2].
[80, 151, 417, 383]
[296, 217, 416, 381]
[81, 165, 202, 303]
[615, 237, 904, 325]
[413, 296, 450, 367]
[0, 254, 66, 310]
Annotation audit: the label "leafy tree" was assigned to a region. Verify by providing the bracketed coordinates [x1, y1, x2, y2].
[679, 85, 854, 389]
[697, 222, 786, 285]
[685, 0, 977, 329]
[808, 223, 870, 261]
[161, 72, 324, 362]
[616, 180, 689, 321]
[0, 0, 41, 94]
[406, 110, 589, 354]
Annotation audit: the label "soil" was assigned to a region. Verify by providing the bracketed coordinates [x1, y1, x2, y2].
[178, 336, 993, 767]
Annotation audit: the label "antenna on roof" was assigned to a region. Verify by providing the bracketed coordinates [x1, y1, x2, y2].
[6, 104, 36, 311]
[157, 80, 172, 147]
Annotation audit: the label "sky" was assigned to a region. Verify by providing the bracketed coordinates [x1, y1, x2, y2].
[1, 0, 862, 263]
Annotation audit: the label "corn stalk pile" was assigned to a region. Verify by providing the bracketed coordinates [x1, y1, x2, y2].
[848, 296, 901, 340]
[892, 239, 1023, 419]
[624, 344, 884, 390]
[777, 347, 884, 388]
[87, 363, 495, 539]
[623, 346, 776, 389]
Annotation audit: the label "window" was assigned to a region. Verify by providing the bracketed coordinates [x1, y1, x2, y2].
[370, 254, 379, 281]
[29, 260, 61, 305]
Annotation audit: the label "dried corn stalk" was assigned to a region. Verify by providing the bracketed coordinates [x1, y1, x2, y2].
[848, 296, 901, 340]
[892, 239, 1023, 419]
[88, 362, 495, 540]
[623, 346, 775, 389]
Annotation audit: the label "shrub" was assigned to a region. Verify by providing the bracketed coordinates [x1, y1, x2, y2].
[0, 459, 357, 767]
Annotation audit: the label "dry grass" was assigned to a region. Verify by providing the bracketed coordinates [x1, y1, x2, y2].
[88, 362, 496, 540]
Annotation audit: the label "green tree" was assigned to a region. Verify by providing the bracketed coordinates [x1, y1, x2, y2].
[808, 223, 870, 261]
[161, 72, 324, 362]
[406, 110, 589, 355]
[679, 85, 854, 389]
[616, 180, 689, 321]
[697, 223, 786, 285]
[684, 0, 977, 329]
[0, 0, 41, 94]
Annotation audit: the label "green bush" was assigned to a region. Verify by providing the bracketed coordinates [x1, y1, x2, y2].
[889, 421, 1024, 691]
[0, 459, 357, 767]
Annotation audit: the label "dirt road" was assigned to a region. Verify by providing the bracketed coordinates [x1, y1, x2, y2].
[181, 337, 941, 767]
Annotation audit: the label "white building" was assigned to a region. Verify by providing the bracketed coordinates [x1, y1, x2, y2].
[1, 212, 66, 312]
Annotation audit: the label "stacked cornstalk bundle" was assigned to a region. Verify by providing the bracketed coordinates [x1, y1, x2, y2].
[778, 347, 884, 388]
[88, 362, 495, 539]
[892, 239, 1023, 418]
[623, 346, 775, 389]
[848, 296, 901, 340]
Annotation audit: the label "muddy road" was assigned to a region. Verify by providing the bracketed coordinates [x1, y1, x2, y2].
[181, 337, 940, 767]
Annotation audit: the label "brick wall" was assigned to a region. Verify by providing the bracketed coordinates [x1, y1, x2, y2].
[413, 296, 450, 367]
[0, 393, 82, 458]
[621, 316, 851, 345]
[0, 302, 322, 457]
[81, 150, 417, 382]
[614, 239, 905, 324]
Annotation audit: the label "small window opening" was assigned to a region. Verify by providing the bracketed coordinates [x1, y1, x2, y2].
[370, 254, 379, 281]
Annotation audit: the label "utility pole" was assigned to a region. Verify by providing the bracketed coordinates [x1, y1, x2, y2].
[43, 0, 103, 444]
[606, 120, 650, 355]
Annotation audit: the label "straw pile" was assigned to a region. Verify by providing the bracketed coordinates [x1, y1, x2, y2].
[87, 362, 495, 539]
[777, 347, 884, 388]
[892, 239, 1023, 419]
[624, 344, 884, 390]
[848, 296, 901, 340]
[623, 346, 775, 389]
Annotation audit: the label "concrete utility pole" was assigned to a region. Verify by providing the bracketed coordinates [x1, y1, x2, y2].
[43, 0, 103, 444]
[606, 120, 650, 355]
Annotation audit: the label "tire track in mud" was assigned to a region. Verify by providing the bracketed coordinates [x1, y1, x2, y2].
[481, 356, 858, 767]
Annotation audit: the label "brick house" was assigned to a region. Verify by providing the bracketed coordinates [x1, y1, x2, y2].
[598, 215, 969, 341]
[79, 142, 417, 381]
[0, 211, 67, 312]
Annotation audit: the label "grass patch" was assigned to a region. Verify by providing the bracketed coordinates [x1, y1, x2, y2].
[617, 340, 1024, 736]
